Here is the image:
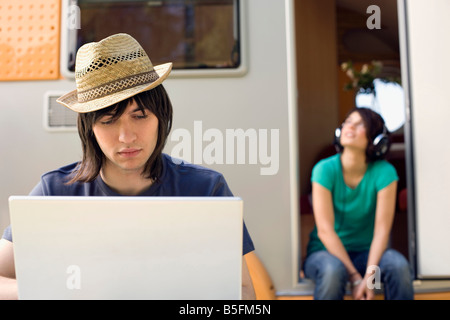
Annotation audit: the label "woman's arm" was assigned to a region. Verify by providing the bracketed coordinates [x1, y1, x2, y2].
[312, 182, 359, 276]
[353, 180, 397, 299]
[0, 239, 18, 300]
[367, 181, 397, 268]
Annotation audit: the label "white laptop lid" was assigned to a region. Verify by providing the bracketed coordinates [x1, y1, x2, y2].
[9, 196, 243, 300]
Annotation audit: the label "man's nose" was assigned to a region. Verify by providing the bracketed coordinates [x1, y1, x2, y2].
[118, 121, 137, 143]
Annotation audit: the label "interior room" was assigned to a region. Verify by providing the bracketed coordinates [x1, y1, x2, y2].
[294, 0, 408, 268]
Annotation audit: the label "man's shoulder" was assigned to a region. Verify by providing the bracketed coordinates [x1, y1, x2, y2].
[162, 154, 224, 180]
[40, 162, 79, 182]
[32, 162, 88, 196]
[160, 154, 231, 196]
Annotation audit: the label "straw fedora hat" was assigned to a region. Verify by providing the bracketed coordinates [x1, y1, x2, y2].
[57, 33, 172, 113]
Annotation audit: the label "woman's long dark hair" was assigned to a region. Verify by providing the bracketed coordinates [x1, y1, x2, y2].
[67, 84, 173, 184]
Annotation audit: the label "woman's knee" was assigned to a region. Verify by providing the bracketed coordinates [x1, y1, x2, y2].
[305, 251, 347, 281]
[304, 251, 348, 299]
[380, 249, 412, 279]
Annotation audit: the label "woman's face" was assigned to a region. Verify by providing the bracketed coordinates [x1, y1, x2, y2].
[340, 111, 369, 152]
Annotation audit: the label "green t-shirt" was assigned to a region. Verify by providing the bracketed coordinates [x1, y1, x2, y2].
[306, 153, 398, 256]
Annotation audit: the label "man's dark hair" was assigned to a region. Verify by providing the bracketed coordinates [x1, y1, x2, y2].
[67, 84, 173, 184]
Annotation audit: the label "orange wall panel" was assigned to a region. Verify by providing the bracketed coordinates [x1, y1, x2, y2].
[0, 0, 60, 81]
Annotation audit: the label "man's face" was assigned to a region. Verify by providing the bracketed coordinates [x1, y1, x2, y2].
[92, 99, 159, 176]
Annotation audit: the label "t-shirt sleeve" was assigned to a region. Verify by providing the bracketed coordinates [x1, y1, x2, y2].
[210, 174, 234, 197]
[374, 161, 399, 191]
[311, 158, 336, 191]
[211, 174, 255, 255]
[242, 223, 255, 255]
[29, 180, 45, 196]
[1, 225, 12, 242]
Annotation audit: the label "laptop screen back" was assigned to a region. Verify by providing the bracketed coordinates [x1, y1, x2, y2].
[9, 196, 243, 300]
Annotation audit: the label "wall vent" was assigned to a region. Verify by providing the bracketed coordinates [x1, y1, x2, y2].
[43, 91, 77, 131]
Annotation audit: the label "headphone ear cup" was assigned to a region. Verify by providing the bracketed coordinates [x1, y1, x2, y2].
[334, 127, 343, 153]
[372, 130, 390, 158]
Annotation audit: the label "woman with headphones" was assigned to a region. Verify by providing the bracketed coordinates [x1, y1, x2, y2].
[303, 107, 414, 300]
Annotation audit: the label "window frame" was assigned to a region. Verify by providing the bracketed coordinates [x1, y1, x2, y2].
[60, 0, 248, 79]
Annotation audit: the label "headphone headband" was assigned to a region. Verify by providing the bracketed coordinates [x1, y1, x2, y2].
[334, 124, 390, 159]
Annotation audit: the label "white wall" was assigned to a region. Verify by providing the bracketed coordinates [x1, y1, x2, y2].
[400, 0, 450, 278]
[0, 80, 81, 232]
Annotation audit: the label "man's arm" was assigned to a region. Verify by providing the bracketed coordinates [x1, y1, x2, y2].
[241, 256, 256, 300]
[0, 239, 18, 300]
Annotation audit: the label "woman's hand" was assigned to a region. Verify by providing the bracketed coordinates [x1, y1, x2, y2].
[352, 273, 375, 300]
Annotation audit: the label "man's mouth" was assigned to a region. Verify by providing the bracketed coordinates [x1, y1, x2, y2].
[118, 148, 142, 157]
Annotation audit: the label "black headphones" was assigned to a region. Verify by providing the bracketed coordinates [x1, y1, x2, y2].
[334, 124, 390, 159]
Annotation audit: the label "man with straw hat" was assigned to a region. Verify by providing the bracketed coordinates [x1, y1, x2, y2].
[0, 33, 255, 300]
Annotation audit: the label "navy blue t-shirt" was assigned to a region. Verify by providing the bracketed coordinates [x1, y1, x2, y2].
[3, 154, 254, 255]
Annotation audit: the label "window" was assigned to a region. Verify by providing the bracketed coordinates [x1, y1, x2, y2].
[355, 79, 405, 133]
[61, 0, 244, 77]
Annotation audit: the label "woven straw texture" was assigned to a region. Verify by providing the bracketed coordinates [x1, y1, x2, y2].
[57, 33, 172, 113]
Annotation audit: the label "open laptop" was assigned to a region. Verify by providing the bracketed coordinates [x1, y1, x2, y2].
[8, 196, 243, 300]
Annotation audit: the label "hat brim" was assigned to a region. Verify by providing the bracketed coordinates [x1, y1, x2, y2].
[56, 62, 173, 113]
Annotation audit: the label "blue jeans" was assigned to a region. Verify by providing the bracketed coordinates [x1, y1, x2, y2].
[303, 249, 414, 300]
